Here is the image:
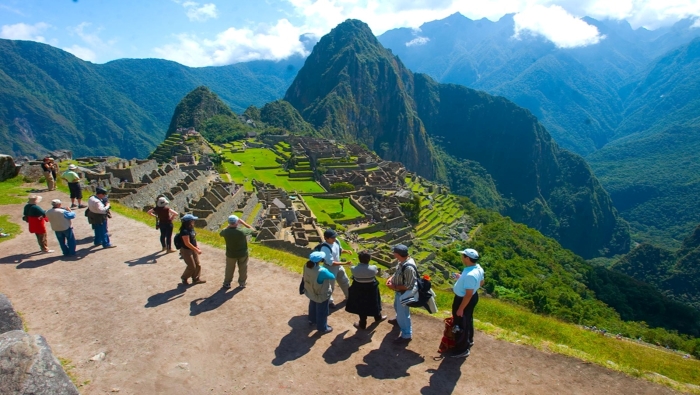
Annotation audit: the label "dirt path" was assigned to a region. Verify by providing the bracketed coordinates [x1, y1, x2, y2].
[0, 191, 677, 395]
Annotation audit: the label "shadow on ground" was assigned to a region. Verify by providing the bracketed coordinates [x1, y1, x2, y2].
[125, 251, 165, 266]
[145, 286, 188, 308]
[323, 329, 375, 364]
[272, 315, 327, 366]
[420, 355, 467, 394]
[189, 287, 243, 316]
[355, 327, 425, 379]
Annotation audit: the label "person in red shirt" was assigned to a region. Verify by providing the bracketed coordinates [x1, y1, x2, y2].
[22, 195, 53, 253]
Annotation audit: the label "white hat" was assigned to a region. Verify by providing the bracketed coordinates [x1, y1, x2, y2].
[67, 164, 77, 170]
[51, 199, 62, 207]
[459, 248, 480, 260]
[157, 197, 169, 207]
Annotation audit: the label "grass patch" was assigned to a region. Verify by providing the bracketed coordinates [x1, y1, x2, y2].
[0, 176, 34, 205]
[302, 196, 364, 225]
[359, 230, 386, 239]
[0, 215, 21, 242]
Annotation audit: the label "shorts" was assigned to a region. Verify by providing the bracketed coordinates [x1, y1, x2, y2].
[68, 182, 83, 199]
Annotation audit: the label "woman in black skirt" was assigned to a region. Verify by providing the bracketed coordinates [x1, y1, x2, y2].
[346, 250, 387, 330]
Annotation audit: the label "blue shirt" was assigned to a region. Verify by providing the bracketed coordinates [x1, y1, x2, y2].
[321, 241, 341, 266]
[316, 266, 336, 284]
[453, 264, 484, 297]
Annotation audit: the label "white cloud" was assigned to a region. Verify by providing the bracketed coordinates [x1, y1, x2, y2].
[0, 4, 25, 16]
[406, 36, 429, 46]
[693, 18, 700, 28]
[63, 45, 97, 62]
[513, 5, 604, 48]
[0, 22, 50, 42]
[154, 19, 308, 66]
[182, 1, 218, 21]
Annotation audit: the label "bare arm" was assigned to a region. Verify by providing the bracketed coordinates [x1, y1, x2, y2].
[147, 208, 156, 216]
[456, 289, 474, 316]
[182, 235, 201, 254]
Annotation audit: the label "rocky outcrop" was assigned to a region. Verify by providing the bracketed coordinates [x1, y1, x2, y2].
[0, 294, 23, 334]
[0, 155, 20, 182]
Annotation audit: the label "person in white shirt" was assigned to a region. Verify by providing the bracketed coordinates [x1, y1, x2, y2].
[87, 187, 116, 249]
[320, 229, 352, 309]
[45, 199, 77, 256]
[451, 248, 485, 358]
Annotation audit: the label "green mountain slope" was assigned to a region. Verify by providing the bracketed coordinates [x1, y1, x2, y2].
[612, 224, 700, 310]
[0, 39, 303, 157]
[285, 19, 629, 258]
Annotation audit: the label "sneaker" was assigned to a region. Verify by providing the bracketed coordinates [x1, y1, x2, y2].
[451, 349, 471, 358]
[41, 249, 55, 254]
[222, 283, 231, 289]
[387, 318, 398, 326]
[192, 278, 206, 285]
[238, 283, 246, 288]
[70, 204, 77, 208]
[167, 249, 176, 253]
[104, 245, 117, 249]
[322, 326, 333, 334]
[353, 322, 366, 330]
[161, 247, 167, 252]
[375, 315, 388, 322]
[180, 279, 189, 286]
[78, 205, 87, 209]
[393, 336, 412, 344]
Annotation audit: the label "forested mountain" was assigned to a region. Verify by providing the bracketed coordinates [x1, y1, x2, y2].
[0, 39, 302, 157]
[285, 19, 630, 258]
[378, 13, 700, 156]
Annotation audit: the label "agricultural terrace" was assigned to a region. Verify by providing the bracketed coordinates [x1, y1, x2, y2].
[301, 196, 364, 225]
[406, 176, 465, 239]
[218, 146, 324, 193]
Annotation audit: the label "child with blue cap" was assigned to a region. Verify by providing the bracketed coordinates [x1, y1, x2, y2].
[303, 250, 336, 333]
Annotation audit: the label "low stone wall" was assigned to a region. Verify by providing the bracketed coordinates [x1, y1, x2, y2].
[114, 165, 188, 210]
[241, 193, 260, 221]
[105, 159, 157, 183]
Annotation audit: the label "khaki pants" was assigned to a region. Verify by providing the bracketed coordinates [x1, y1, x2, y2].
[325, 264, 350, 303]
[34, 233, 48, 251]
[224, 255, 248, 286]
[181, 248, 202, 281]
[43, 172, 55, 191]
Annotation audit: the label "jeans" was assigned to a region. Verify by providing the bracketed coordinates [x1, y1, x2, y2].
[308, 299, 330, 332]
[394, 292, 412, 339]
[452, 292, 479, 352]
[55, 228, 76, 255]
[159, 222, 173, 249]
[93, 221, 111, 247]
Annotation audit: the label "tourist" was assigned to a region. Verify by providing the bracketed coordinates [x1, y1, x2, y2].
[41, 157, 56, 191]
[346, 250, 386, 330]
[147, 197, 178, 252]
[87, 187, 116, 249]
[219, 214, 255, 289]
[61, 164, 86, 208]
[22, 195, 53, 253]
[179, 214, 205, 286]
[45, 199, 77, 256]
[320, 228, 352, 309]
[450, 248, 485, 358]
[303, 251, 335, 334]
[386, 244, 417, 344]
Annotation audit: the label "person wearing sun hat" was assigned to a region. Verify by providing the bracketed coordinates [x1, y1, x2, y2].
[23, 195, 53, 253]
[303, 250, 336, 333]
[147, 196, 179, 252]
[61, 164, 85, 208]
[179, 213, 205, 286]
[450, 248, 485, 359]
[219, 214, 255, 289]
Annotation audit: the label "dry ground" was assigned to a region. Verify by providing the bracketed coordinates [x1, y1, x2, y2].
[0, 190, 678, 394]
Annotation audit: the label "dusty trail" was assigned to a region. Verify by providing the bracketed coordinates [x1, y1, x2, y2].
[0, 191, 676, 394]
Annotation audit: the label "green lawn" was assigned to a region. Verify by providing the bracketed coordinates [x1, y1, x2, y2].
[220, 148, 324, 193]
[0, 176, 33, 205]
[359, 230, 386, 239]
[302, 196, 364, 225]
[0, 214, 21, 243]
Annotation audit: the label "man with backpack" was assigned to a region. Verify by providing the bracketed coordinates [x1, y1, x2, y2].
[386, 244, 417, 344]
[451, 248, 485, 358]
[318, 229, 352, 309]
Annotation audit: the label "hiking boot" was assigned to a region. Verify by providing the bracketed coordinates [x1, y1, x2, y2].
[238, 283, 246, 288]
[451, 349, 471, 358]
[375, 315, 388, 322]
[322, 326, 333, 334]
[388, 318, 398, 326]
[222, 283, 231, 289]
[180, 279, 189, 286]
[192, 278, 206, 285]
[393, 336, 412, 344]
[78, 205, 87, 209]
[353, 322, 366, 330]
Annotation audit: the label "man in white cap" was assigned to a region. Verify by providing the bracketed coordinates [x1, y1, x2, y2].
[61, 164, 86, 208]
[45, 199, 77, 256]
[219, 214, 255, 289]
[451, 248, 485, 358]
[88, 187, 115, 248]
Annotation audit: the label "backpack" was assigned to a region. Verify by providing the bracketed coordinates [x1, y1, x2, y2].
[401, 262, 435, 312]
[313, 241, 336, 255]
[173, 233, 183, 249]
[300, 241, 337, 295]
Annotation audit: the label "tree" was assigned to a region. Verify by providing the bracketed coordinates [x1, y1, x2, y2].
[329, 182, 355, 193]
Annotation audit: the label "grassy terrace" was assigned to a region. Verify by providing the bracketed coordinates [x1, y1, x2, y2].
[301, 196, 364, 225]
[218, 147, 324, 193]
[405, 178, 465, 239]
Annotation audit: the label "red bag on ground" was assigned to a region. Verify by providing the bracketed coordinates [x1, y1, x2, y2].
[438, 316, 456, 354]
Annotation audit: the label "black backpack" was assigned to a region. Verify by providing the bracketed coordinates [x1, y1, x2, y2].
[401, 262, 434, 310]
[313, 241, 336, 255]
[173, 233, 183, 249]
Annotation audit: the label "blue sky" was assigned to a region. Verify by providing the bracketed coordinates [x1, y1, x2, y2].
[1, 0, 699, 66]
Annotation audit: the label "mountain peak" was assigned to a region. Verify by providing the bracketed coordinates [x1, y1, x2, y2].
[166, 86, 235, 137]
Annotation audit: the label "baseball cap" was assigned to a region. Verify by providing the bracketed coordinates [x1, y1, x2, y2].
[392, 244, 409, 257]
[324, 229, 337, 239]
[182, 214, 198, 221]
[459, 248, 480, 260]
[309, 251, 326, 263]
[51, 199, 61, 207]
[228, 215, 240, 224]
[95, 187, 108, 195]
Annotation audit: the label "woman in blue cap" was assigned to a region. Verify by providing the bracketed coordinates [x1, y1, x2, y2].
[179, 214, 205, 286]
[303, 251, 336, 333]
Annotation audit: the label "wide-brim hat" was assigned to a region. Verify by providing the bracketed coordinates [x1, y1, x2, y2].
[27, 195, 42, 204]
[67, 164, 77, 170]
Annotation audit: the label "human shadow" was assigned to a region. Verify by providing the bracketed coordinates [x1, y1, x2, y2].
[322, 329, 374, 364]
[75, 236, 94, 246]
[355, 327, 425, 379]
[328, 300, 346, 315]
[0, 252, 43, 264]
[420, 355, 467, 395]
[15, 254, 64, 269]
[145, 286, 188, 308]
[272, 315, 320, 366]
[124, 251, 164, 266]
[189, 287, 243, 316]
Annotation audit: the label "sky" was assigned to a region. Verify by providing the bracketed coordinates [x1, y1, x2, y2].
[1, 0, 699, 67]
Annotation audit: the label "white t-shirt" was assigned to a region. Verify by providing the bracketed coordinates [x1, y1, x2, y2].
[453, 264, 484, 297]
[321, 241, 341, 266]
